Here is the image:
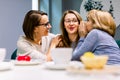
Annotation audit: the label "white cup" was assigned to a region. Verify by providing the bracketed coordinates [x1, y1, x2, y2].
[51, 48, 73, 65]
[0, 48, 6, 62]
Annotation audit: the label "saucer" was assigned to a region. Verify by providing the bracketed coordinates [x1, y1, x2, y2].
[0, 62, 13, 71]
[44, 62, 68, 70]
[13, 60, 41, 66]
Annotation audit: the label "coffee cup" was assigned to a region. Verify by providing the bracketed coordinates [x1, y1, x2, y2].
[51, 48, 73, 65]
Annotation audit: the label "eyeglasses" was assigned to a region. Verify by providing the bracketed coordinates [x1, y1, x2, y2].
[64, 19, 78, 24]
[39, 22, 50, 28]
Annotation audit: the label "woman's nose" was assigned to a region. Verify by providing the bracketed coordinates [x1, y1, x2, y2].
[47, 24, 52, 29]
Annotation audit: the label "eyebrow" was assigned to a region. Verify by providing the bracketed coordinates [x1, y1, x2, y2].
[64, 18, 78, 20]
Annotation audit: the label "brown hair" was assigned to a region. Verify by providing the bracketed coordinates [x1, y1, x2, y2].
[58, 10, 82, 47]
[22, 10, 47, 40]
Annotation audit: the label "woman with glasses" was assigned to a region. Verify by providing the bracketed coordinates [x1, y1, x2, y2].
[56, 10, 82, 50]
[16, 10, 59, 62]
[72, 9, 120, 65]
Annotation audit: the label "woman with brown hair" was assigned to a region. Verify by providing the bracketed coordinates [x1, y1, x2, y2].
[56, 10, 82, 50]
[17, 10, 59, 62]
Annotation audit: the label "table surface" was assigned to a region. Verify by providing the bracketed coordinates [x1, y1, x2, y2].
[0, 61, 120, 80]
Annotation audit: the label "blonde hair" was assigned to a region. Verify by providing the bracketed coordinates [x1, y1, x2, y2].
[87, 9, 116, 37]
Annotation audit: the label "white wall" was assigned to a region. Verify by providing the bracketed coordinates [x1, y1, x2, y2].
[0, 0, 32, 59]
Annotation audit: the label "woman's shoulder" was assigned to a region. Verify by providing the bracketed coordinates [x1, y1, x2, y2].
[17, 35, 27, 41]
[90, 29, 109, 36]
[86, 29, 100, 39]
[48, 33, 56, 37]
[92, 29, 106, 33]
[88, 29, 98, 35]
[89, 29, 103, 35]
[91, 29, 99, 32]
[48, 33, 62, 38]
[17, 35, 32, 46]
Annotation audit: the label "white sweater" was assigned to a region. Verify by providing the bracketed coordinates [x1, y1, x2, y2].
[17, 33, 55, 61]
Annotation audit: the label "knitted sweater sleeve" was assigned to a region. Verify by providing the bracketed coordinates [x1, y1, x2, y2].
[72, 30, 98, 61]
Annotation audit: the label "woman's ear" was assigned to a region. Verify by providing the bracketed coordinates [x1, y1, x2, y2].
[34, 27, 38, 33]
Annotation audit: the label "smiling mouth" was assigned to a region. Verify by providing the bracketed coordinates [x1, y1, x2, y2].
[69, 27, 74, 30]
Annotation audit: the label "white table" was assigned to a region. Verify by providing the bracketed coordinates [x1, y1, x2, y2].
[0, 61, 120, 80]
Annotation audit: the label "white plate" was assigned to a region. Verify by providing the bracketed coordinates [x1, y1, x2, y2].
[13, 60, 41, 66]
[0, 62, 13, 71]
[44, 62, 68, 70]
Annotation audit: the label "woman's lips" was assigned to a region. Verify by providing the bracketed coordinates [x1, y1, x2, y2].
[69, 27, 74, 31]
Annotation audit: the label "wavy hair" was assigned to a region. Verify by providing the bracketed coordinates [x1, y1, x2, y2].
[87, 9, 116, 37]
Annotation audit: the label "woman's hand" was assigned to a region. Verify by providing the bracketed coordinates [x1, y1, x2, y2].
[79, 21, 88, 37]
[50, 35, 62, 48]
[46, 54, 53, 61]
[46, 35, 62, 61]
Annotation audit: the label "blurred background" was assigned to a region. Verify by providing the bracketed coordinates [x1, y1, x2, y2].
[0, 0, 119, 60]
